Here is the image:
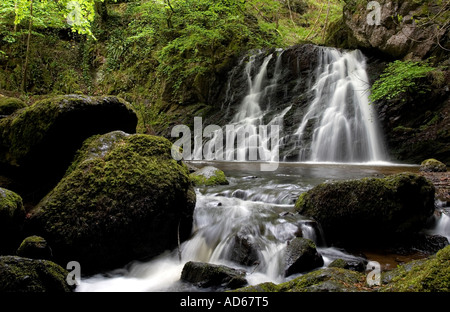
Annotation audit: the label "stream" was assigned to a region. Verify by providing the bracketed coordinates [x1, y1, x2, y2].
[77, 161, 448, 292]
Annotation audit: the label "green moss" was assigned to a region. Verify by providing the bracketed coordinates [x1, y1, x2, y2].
[0, 96, 26, 116]
[190, 166, 229, 186]
[294, 173, 435, 246]
[29, 132, 195, 272]
[16, 236, 52, 260]
[236, 267, 366, 292]
[0, 187, 24, 219]
[420, 158, 447, 172]
[0, 256, 73, 292]
[0, 95, 136, 167]
[381, 245, 450, 292]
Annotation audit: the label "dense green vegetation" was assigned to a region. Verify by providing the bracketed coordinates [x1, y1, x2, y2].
[0, 0, 344, 132]
[369, 58, 444, 102]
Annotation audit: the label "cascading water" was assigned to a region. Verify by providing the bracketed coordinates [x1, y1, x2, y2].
[204, 49, 289, 163]
[295, 48, 387, 162]
[208, 45, 387, 164]
[77, 46, 395, 292]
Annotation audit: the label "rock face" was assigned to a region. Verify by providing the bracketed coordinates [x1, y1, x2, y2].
[420, 158, 447, 172]
[190, 166, 229, 186]
[27, 131, 196, 273]
[339, 0, 448, 60]
[284, 237, 323, 276]
[0, 187, 25, 254]
[181, 261, 247, 289]
[0, 95, 138, 201]
[0, 256, 73, 292]
[295, 173, 435, 247]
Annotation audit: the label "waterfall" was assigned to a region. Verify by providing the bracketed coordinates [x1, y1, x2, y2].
[209, 45, 387, 164]
[295, 48, 387, 162]
[204, 49, 288, 163]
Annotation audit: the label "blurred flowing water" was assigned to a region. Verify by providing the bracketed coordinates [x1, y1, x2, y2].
[77, 161, 432, 292]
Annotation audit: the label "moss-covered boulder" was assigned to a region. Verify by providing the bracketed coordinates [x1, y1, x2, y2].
[190, 166, 229, 186]
[0, 187, 25, 254]
[0, 96, 26, 116]
[181, 261, 247, 289]
[26, 131, 196, 273]
[295, 173, 435, 247]
[0, 95, 138, 201]
[381, 245, 450, 292]
[420, 158, 447, 173]
[16, 236, 52, 260]
[0, 255, 73, 292]
[284, 237, 323, 276]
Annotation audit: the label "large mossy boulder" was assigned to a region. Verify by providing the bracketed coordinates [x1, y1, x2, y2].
[181, 261, 247, 289]
[0, 95, 138, 200]
[295, 173, 435, 247]
[0, 255, 73, 292]
[26, 131, 196, 273]
[0, 187, 25, 254]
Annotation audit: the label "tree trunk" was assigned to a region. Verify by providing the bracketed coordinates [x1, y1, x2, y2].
[22, 0, 33, 93]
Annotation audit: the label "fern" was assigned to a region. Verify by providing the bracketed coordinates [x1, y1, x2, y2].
[370, 59, 437, 102]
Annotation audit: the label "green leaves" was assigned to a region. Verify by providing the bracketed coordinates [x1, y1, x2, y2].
[369, 59, 437, 102]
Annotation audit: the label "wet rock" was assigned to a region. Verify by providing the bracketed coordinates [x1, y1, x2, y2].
[0, 255, 73, 292]
[230, 227, 261, 266]
[190, 166, 229, 186]
[295, 173, 435, 247]
[26, 132, 196, 273]
[284, 237, 324, 276]
[0, 187, 25, 255]
[181, 261, 247, 289]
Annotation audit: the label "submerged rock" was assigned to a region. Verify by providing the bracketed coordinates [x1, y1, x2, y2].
[284, 237, 324, 276]
[26, 132, 196, 273]
[190, 166, 229, 186]
[0, 255, 73, 292]
[0, 187, 25, 254]
[295, 173, 435, 247]
[420, 158, 447, 173]
[181, 261, 247, 289]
